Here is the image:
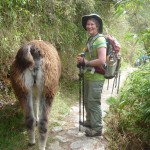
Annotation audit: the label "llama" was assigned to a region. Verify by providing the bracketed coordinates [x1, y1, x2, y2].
[10, 40, 61, 150]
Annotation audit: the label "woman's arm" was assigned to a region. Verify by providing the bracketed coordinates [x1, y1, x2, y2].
[85, 47, 106, 67]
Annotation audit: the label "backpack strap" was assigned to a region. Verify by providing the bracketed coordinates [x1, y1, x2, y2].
[87, 34, 107, 59]
[92, 42, 107, 48]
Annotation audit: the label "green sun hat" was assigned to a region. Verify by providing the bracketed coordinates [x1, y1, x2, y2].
[82, 14, 103, 33]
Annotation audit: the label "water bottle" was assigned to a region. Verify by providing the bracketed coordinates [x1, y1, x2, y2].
[106, 54, 117, 77]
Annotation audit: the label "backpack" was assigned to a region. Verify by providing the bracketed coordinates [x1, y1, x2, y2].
[87, 34, 121, 79]
[103, 35, 121, 79]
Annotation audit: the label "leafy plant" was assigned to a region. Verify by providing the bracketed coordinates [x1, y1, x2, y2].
[105, 62, 150, 149]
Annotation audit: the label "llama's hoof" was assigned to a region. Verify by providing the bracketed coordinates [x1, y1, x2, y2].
[36, 121, 38, 126]
[28, 143, 35, 147]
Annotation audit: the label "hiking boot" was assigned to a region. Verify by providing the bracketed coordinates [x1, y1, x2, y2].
[79, 121, 91, 128]
[85, 128, 102, 137]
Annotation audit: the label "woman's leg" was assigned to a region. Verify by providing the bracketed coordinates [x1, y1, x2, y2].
[85, 80, 104, 136]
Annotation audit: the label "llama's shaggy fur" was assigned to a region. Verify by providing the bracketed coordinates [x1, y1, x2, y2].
[10, 40, 61, 150]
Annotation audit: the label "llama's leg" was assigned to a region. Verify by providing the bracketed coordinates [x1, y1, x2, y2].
[25, 92, 36, 146]
[33, 94, 39, 126]
[38, 95, 51, 150]
[24, 69, 36, 145]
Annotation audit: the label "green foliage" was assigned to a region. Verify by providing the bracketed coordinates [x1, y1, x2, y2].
[115, 0, 150, 58]
[0, 0, 88, 79]
[105, 63, 150, 149]
[0, 0, 147, 78]
[0, 0, 149, 79]
[139, 28, 150, 55]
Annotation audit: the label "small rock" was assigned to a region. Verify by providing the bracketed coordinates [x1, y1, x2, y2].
[48, 141, 63, 150]
[70, 139, 97, 150]
[67, 128, 79, 136]
[77, 132, 85, 137]
[55, 135, 71, 143]
[52, 126, 63, 132]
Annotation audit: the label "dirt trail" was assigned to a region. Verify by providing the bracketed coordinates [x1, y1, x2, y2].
[47, 68, 134, 150]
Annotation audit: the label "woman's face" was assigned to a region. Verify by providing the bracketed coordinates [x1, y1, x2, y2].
[86, 19, 99, 36]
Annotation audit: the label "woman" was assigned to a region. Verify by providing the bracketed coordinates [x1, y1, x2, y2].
[77, 14, 107, 137]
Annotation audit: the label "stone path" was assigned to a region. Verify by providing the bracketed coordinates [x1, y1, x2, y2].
[47, 68, 134, 150]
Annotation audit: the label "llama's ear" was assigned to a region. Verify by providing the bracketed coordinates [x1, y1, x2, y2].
[16, 44, 29, 60]
[15, 44, 34, 70]
[30, 45, 41, 60]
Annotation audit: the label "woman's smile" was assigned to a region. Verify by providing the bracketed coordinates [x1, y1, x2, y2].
[86, 20, 99, 36]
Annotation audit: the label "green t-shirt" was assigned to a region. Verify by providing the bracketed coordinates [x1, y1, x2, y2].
[84, 34, 107, 81]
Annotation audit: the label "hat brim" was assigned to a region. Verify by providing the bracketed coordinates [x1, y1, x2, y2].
[82, 14, 103, 33]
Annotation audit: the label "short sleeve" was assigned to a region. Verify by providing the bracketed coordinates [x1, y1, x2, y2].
[93, 36, 107, 49]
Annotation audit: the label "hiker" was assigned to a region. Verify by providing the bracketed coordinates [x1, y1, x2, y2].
[77, 14, 107, 137]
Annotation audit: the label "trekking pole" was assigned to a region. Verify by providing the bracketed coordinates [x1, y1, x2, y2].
[77, 53, 85, 131]
[78, 66, 82, 131]
[116, 57, 121, 94]
[112, 57, 121, 94]
[117, 70, 121, 94]
[115, 74, 118, 88]
[111, 77, 116, 94]
[78, 65, 85, 131]
[107, 79, 109, 90]
[82, 68, 84, 127]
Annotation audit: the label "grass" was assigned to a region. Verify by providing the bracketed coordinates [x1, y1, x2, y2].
[0, 79, 79, 150]
[104, 63, 150, 150]
[0, 104, 27, 150]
